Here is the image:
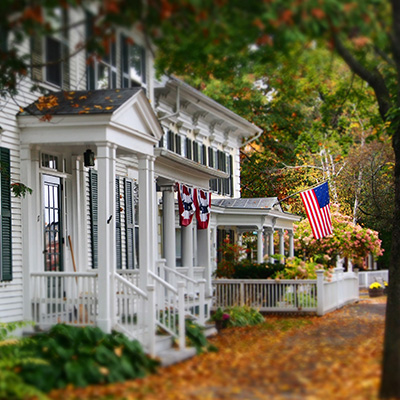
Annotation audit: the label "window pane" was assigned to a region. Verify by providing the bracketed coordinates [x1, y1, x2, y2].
[130, 44, 144, 85]
[97, 63, 110, 89]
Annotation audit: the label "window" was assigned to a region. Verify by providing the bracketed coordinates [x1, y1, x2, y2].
[41, 153, 59, 170]
[121, 34, 146, 89]
[0, 147, 12, 281]
[31, 8, 69, 89]
[167, 130, 175, 152]
[86, 12, 117, 90]
[210, 151, 233, 197]
[175, 134, 182, 155]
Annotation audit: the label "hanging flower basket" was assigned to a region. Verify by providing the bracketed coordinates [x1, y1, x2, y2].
[368, 282, 384, 297]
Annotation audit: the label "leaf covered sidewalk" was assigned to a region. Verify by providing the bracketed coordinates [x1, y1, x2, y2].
[50, 297, 386, 400]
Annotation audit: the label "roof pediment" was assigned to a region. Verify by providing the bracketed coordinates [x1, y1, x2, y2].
[18, 88, 163, 152]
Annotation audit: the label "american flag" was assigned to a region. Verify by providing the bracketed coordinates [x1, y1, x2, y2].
[300, 181, 333, 239]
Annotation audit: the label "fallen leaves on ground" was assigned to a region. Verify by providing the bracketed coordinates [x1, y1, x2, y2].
[49, 297, 386, 400]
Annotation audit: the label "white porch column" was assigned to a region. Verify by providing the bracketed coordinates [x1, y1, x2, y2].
[263, 229, 268, 259]
[182, 224, 193, 279]
[211, 225, 218, 272]
[160, 184, 176, 269]
[267, 228, 275, 263]
[288, 230, 295, 258]
[197, 227, 212, 296]
[279, 229, 285, 261]
[138, 155, 156, 288]
[257, 229, 264, 264]
[97, 143, 116, 333]
[21, 145, 40, 321]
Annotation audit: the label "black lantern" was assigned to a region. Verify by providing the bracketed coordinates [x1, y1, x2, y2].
[83, 149, 95, 167]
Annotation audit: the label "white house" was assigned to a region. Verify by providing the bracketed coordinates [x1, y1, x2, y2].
[0, 7, 299, 356]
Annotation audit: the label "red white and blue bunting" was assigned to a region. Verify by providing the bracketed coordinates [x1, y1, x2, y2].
[177, 183, 211, 228]
[177, 183, 196, 226]
[194, 188, 211, 230]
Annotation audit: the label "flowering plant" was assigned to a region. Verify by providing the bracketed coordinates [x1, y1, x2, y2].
[274, 256, 334, 280]
[294, 209, 384, 268]
[211, 307, 231, 322]
[369, 282, 383, 289]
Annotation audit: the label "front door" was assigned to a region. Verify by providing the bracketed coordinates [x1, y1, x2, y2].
[43, 174, 63, 271]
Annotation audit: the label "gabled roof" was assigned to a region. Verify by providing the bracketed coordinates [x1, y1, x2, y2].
[20, 88, 142, 116]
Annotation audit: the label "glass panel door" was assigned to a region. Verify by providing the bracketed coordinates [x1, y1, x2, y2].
[43, 175, 63, 271]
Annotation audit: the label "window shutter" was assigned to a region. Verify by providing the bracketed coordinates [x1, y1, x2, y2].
[115, 177, 122, 269]
[124, 179, 135, 269]
[85, 11, 95, 90]
[89, 169, 98, 269]
[175, 134, 182, 155]
[31, 37, 43, 82]
[186, 138, 192, 160]
[1, 147, 12, 281]
[61, 9, 70, 90]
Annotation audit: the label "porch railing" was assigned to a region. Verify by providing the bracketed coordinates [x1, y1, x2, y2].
[114, 273, 155, 355]
[157, 260, 207, 324]
[31, 271, 98, 328]
[148, 270, 186, 350]
[213, 279, 318, 312]
[213, 268, 359, 316]
[117, 269, 140, 287]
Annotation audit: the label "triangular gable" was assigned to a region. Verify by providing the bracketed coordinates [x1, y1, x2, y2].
[111, 90, 163, 143]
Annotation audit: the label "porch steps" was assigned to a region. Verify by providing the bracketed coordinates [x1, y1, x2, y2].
[157, 346, 197, 367]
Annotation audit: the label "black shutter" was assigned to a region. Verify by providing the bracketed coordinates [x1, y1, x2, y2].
[186, 138, 192, 160]
[124, 179, 135, 269]
[62, 9, 70, 90]
[208, 147, 214, 168]
[116, 177, 122, 269]
[89, 169, 98, 269]
[1, 148, 11, 281]
[175, 134, 181, 155]
[85, 11, 95, 89]
[167, 130, 175, 152]
[193, 142, 199, 162]
[31, 36, 43, 82]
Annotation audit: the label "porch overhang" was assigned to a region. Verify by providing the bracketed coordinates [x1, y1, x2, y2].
[211, 197, 301, 230]
[17, 89, 163, 156]
[154, 147, 228, 189]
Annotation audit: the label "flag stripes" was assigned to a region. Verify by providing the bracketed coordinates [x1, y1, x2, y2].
[300, 182, 333, 240]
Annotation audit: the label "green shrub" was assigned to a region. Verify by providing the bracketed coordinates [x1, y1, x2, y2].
[17, 324, 159, 392]
[0, 321, 48, 400]
[211, 306, 264, 328]
[185, 320, 218, 354]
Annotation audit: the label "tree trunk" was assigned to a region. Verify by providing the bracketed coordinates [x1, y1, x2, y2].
[380, 128, 400, 398]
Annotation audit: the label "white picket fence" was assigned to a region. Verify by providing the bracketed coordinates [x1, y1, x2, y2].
[213, 267, 359, 316]
[358, 270, 389, 288]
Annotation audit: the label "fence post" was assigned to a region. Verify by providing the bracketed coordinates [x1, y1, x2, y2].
[240, 281, 245, 306]
[316, 270, 324, 316]
[353, 268, 359, 300]
[178, 281, 186, 350]
[335, 267, 344, 308]
[147, 284, 156, 357]
[199, 279, 206, 325]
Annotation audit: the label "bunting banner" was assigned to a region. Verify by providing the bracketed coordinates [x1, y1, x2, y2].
[177, 183, 196, 226]
[194, 189, 211, 229]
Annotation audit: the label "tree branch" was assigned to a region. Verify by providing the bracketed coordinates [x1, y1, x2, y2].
[332, 35, 392, 121]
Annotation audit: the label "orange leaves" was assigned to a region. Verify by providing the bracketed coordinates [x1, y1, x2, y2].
[49, 301, 385, 400]
[21, 5, 44, 24]
[35, 95, 59, 112]
[311, 8, 326, 19]
[352, 36, 371, 49]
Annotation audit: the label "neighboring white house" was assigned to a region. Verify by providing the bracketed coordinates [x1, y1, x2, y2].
[0, 7, 299, 355]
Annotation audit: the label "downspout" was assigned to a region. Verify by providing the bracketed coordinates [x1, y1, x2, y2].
[158, 86, 181, 121]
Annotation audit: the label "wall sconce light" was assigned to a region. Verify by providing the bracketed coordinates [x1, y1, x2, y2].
[83, 149, 95, 167]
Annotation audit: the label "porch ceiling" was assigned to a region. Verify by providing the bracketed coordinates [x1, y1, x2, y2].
[17, 89, 163, 156]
